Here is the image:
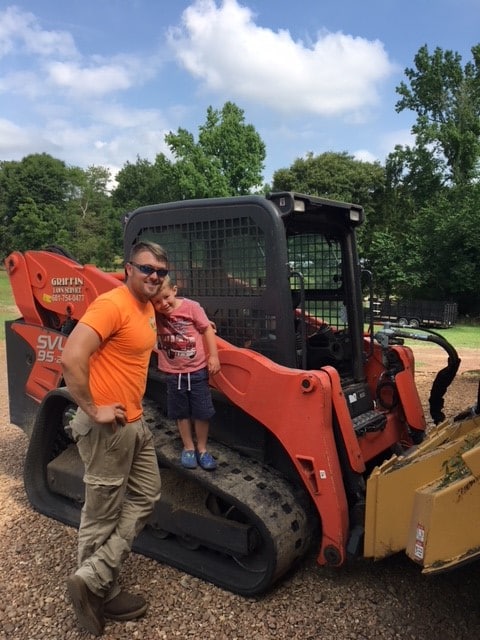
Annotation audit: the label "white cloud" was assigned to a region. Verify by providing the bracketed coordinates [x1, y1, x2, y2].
[0, 5, 77, 58]
[47, 61, 133, 96]
[1, 6, 161, 100]
[0, 4, 171, 175]
[0, 70, 46, 99]
[45, 51, 162, 99]
[35, 107, 172, 179]
[0, 2, 401, 179]
[0, 117, 60, 157]
[0, 118, 30, 149]
[353, 149, 378, 163]
[169, 0, 396, 117]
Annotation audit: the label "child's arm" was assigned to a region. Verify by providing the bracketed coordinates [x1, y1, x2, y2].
[202, 324, 221, 375]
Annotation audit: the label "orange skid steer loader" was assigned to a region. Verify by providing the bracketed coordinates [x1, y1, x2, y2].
[4, 192, 480, 596]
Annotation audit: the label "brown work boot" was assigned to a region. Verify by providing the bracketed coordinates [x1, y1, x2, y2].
[67, 574, 105, 636]
[104, 590, 148, 621]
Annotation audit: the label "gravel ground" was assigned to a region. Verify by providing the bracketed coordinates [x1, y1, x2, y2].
[1, 342, 480, 640]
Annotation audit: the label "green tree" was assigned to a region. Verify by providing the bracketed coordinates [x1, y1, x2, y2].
[365, 144, 447, 296]
[363, 230, 424, 300]
[0, 153, 69, 215]
[380, 44, 480, 308]
[113, 102, 266, 208]
[0, 154, 122, 267]
[0, 154, 70, 257]
[271, 152, 386, 263]
[67, 165, 112, 217]
[396, 44, 480, 185]
[9, 199, 60, 252]
[112, 155, 179, 213]
[271, 151, 385, 212]
[384, 144, 445, 214]
[198, 102, 266, 194]
[411, 184, 480, 313]
[166, 101, 266, 197]
[165, 129, 230, 199]
[64, 165, 123, 267]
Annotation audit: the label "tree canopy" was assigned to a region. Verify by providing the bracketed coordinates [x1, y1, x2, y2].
[272, 150, 385, 216]
[366, 43, 480, 311]
[0, 153, 120, 265]
[396, 44, 480, 186]
[113, 101, 266, 212]
[165, 101, 266, 198]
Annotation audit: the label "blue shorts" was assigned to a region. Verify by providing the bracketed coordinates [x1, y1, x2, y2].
[166, 368, 215, 421]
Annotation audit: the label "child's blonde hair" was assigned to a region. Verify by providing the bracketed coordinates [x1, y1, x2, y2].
[160, 274, 175, 290]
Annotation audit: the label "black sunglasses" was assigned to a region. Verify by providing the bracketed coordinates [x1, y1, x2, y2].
[129, 262, 169, 278]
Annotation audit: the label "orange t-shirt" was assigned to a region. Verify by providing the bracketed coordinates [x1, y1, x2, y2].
[79, 285, 157, 422]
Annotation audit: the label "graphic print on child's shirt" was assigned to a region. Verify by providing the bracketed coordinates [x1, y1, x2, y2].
[158, 316, 197, 360]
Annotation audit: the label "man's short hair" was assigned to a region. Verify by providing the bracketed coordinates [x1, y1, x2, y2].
[129, 241, 168, 264]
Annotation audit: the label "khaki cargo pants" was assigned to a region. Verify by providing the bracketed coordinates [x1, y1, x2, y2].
[70, 408, 161, 600]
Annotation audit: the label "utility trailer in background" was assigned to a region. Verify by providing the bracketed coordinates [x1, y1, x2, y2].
[367, 299, 458, 329]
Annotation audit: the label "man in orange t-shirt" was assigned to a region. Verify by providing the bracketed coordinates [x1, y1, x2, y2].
[61, 241, 168, 636]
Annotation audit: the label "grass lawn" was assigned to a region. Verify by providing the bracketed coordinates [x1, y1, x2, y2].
[0, 268, 14, 302]
[379, 324, 479, 350]
[366, 319, 479, 350]
[424, 325, 480, 349]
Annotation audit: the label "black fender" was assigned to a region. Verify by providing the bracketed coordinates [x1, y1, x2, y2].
[24, 387, 81, 528]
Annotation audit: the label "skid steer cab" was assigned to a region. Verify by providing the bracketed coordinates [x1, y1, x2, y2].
[4, 192, 478, 597]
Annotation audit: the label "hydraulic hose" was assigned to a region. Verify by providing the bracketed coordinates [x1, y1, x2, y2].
[423, 331, 461, 424]
[375, 325, 461, 425]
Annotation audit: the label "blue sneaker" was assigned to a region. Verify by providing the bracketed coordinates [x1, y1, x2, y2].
[181, 450, 197, 469]
[197, 451, 217, 470]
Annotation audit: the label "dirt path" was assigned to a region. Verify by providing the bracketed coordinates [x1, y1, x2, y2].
[407, 345, 479, 422]
[413, 344, 479, 375]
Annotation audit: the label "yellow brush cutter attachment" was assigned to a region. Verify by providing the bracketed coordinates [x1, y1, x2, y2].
[365, 413, 480, 573]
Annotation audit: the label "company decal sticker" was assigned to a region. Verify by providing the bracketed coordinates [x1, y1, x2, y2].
[414, 523, 425, 560]
[49, 276, 85, 303]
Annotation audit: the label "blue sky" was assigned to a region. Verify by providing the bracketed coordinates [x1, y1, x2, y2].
[0, 0, 478, 186]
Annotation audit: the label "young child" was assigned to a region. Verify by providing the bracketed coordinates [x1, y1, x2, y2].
[152, 276, 221, 470]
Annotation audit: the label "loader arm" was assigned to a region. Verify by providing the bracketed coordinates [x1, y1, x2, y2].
[6, 250, 123, 325]
[210, 336, 362, 567]
[5, 250, 123, 404]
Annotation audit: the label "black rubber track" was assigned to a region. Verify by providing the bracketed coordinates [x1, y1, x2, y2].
[23, 392, 316, 596]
